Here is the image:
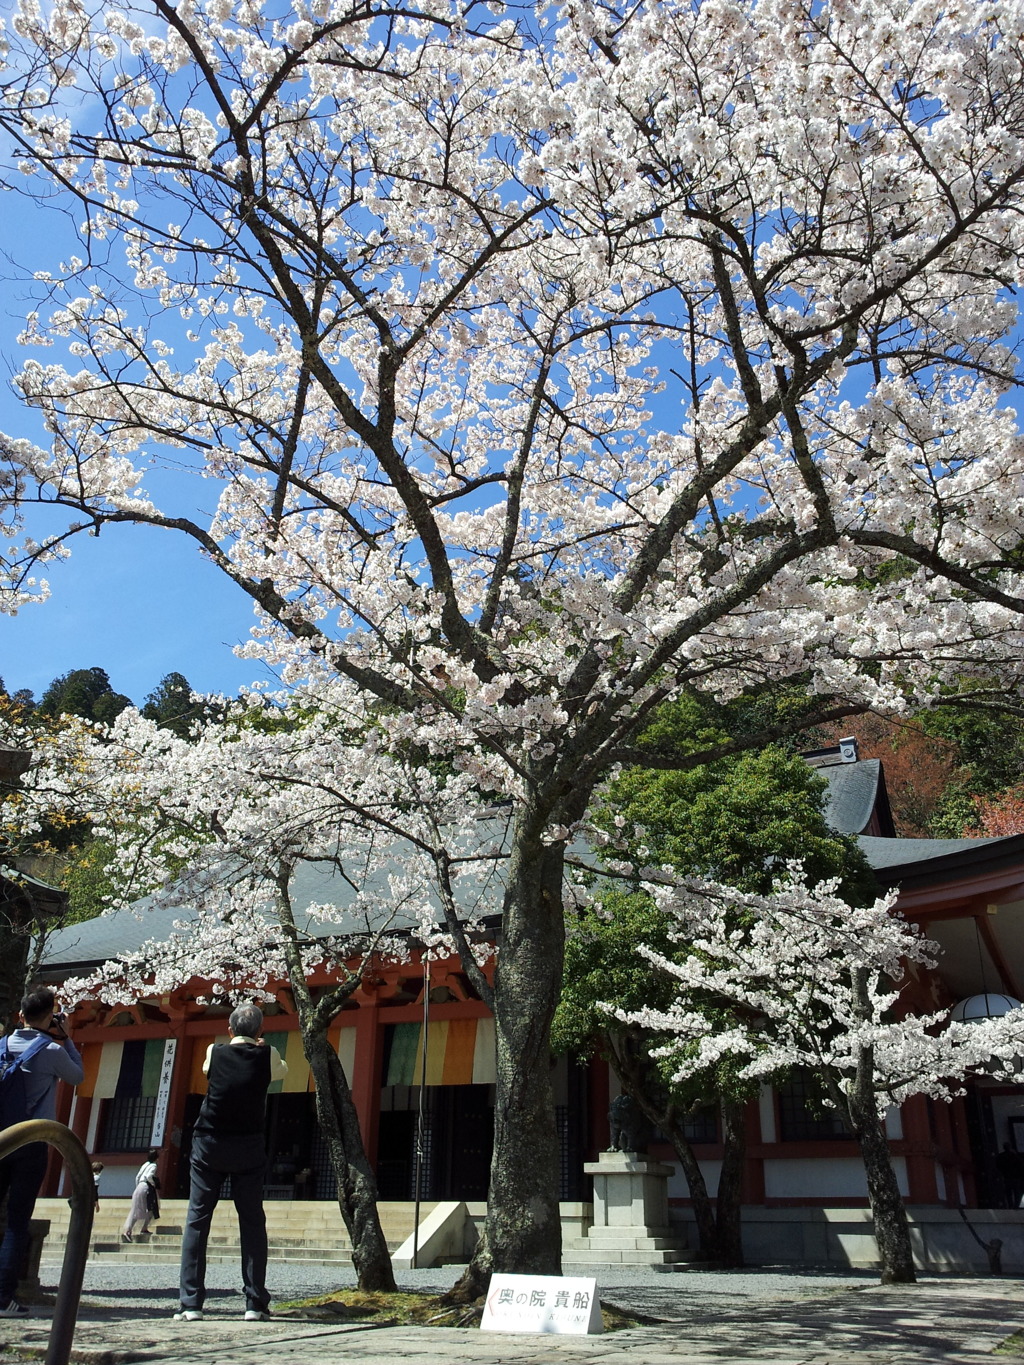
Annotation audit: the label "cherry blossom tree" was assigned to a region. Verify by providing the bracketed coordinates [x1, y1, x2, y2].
[2, 0, 1024, 1284]
[622, 870, 1024, 1283]
[37, 689, 500, 1289]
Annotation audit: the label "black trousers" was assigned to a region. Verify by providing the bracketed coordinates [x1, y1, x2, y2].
[0, 1143, 47, 1305]
[179, 1133, 268, 1313]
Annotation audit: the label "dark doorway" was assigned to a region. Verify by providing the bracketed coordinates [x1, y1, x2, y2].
[176, 1093, 203, 1196]
[436, 1084, 493, 1199]
[176, 1091, 320, 1199]
[377, 1110, 417, 1199]
[376, 1085, 493, 1199]
[264, 1093, 315, 1197]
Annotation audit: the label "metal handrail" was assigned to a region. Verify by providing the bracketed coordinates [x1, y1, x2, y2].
[0, 1120, 94, 1365]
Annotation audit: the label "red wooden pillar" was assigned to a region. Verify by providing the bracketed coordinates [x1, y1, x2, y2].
[41, 1078, 78, 1195]
[900, 1095, 938, 1203]
[949, 1095, 976, 1206]
[351, 1002, 384, 1168]
[69, 1095, 92, 1148]
[930, 1097, 957, 1206]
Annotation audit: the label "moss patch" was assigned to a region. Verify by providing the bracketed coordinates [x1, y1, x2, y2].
[275, 1289, 476, 1328]
[995, 1330, 1024, 1356]
[275, 1288, 653, 1331]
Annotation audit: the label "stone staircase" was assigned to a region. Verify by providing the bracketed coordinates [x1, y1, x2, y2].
[35, 1198, 428, 1267]
[561, 1228, 705, 1268]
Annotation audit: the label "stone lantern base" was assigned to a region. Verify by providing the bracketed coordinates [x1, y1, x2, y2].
[562, 1150, 697, 1269]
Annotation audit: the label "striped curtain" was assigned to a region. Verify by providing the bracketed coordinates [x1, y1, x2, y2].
[80, 1016, 494, 1102]
[384, 1017, 495, 1086]
[329, 1026, 357, 1085]
[263, 1031, 310, 1094]
[188, 1035, 229, 1093]
[189, 1029, 351, 1094]
[78, 1038, 167, 1100]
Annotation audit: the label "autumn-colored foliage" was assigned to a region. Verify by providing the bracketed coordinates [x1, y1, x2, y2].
[813, 715, 960, 838]
[976, 787, 1024, 837]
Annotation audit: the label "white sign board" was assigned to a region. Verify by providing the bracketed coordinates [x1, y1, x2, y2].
[149, 1038, 177, 1147]
[481, 1273, 602, 1335]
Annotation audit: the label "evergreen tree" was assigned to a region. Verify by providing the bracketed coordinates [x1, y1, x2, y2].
[38, 667, 132, 724]
[141, 672, 207, 739]
[0, 679, 35, 718]
[556, 736, 870, 1265]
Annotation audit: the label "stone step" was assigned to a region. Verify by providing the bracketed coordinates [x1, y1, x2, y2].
[95, 1236, 374, 1254]
[565, 1235, 680, 1251]
[94, 1234, 365, 1248]
[34, 1198, 420, 1262]
[582, 1225, 674, 1240]
[564, 1243, 706, 1262]
[562, 1249, 689, 1265]
[37, 1206, 420, 1239]
[35, 1197, 446, 1271]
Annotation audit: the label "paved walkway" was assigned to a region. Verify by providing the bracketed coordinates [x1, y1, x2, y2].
[3, 1278, 1023, 1365]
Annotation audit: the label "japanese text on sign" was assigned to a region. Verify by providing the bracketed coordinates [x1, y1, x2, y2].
[481, 1274, 602, 1335]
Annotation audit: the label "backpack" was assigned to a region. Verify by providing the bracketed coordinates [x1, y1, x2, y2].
[0, 1034, 52, 1130]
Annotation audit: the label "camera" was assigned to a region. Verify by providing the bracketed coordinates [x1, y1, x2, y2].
[49, 1011, 67, 1036]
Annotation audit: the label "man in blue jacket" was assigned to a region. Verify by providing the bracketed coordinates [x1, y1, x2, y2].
[0, 986, 84, 1318]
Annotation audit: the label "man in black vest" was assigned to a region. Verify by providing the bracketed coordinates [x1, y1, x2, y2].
[176, 1004, 287, 1321]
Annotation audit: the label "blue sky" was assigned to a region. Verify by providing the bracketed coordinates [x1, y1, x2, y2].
[0, 163, 279, 705]
[0, 523, 269, 704]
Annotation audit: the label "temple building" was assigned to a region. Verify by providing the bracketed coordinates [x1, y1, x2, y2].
[33, 739, 1024, 1260]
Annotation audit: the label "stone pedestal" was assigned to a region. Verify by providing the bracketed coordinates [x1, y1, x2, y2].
[562, 1150, 696, 1269]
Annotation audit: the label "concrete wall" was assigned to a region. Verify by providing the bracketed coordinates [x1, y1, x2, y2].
[763, 1156, 909, 1200]
[668, 1160, 722, 1198]
[668, 1205, 1024, 1273]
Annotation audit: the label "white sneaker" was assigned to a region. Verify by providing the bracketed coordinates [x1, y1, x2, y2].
[173, 1309, 204, 1321]
[0, 1300, 29, 1319]
[244, 1309, 270, 1321]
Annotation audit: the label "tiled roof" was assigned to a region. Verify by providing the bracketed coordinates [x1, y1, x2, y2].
[41, 853, 503, 973]
[819, 759, 886, 835]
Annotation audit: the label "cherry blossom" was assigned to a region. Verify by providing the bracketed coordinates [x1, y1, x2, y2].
[619, 866, 1024, 1281]
[1, 0, 1024, 1282]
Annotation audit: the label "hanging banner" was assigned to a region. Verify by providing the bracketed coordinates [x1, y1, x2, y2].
[150, 1038, 177, 1146]
[481, 1274, 602, 1335]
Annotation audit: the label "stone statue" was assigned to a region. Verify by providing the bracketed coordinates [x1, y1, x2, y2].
[608, 1093, 650, 1153]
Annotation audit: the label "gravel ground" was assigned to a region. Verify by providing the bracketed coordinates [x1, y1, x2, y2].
[38, 1258, 888, 1320]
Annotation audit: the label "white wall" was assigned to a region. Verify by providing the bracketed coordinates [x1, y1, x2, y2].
[763, 1156, 908, 1199]
[667, 1159, 722, 1198]
[96, 1166, 138, 1198]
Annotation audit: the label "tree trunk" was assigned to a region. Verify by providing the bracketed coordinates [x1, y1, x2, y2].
[0, 916, 30, 1034]
[837, 974, 916, 1285]
[661, 1114, 719, 1255]
[849, 1090, 916, 1284]
[448, 816, 566, 1299]
[273, 875, 395, 1291]
[714, 1099, 746, 1268]
[660, 1100, 744, 1265]
[612, 1042, 719, 1260]
[0, 881, 38, 1034]
[610, 1036, 745, 1265]
[302, 1022, 397, 1291]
